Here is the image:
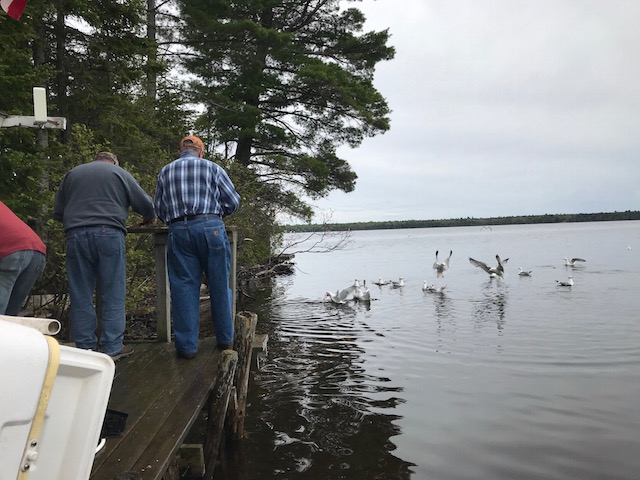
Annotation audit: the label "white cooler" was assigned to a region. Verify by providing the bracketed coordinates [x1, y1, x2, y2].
[0, 317, 115, 480]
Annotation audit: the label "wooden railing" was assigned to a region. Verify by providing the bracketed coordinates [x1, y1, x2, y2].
[127, 226, 237, 342]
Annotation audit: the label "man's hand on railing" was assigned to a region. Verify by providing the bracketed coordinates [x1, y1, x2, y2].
[140, 217, 157, 226]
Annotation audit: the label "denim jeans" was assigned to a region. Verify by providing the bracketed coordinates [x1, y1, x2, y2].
[167, 216, 233, 354]
[0, 250, 46, 315]
[65, 226, 126, 355]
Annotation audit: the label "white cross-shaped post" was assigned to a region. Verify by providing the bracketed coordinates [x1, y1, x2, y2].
[0, 87, 67, 130]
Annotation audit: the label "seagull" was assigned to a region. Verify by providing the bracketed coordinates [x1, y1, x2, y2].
[556, 276, 574, 287]
[372, 277, 391, 286]
[469, 255, 509, 278]
[392, 277, 405, 288]
[354, 280, 371, 302]
[347, 279, 360, 297]
[323, 290, 348, 304]
[422, 280, 436, 292]
[564, 257, 586, 266]
[518, 267, 532, 277]
[433, 250, 453, 278]
[422, 281, 445, 293]
[323, 280, 359, 304]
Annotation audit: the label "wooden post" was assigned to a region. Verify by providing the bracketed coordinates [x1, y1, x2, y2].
[203, 349, 238, 479]
[226, 311, 257, 439]
[153, 230, 171, 342]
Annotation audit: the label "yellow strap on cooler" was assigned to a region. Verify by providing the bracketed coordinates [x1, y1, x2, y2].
[17, 335, 61, 479]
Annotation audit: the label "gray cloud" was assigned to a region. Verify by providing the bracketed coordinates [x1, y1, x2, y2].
[311, 0, 640, 223]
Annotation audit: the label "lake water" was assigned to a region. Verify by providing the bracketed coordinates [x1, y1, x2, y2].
[222, 221, 640, 479]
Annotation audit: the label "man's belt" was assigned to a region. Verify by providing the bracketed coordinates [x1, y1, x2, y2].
[168, 213, 222, 225]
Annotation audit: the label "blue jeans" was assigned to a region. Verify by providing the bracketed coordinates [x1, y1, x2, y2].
[0, 250, 46, 315]
[65, 226, 126, 355]
[167, 217, 233, 354]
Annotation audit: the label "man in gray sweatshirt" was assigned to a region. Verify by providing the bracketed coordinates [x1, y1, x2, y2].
[53, 152, 156, 360]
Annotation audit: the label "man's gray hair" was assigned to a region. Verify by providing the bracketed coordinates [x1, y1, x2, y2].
[95, 152, 119, 166]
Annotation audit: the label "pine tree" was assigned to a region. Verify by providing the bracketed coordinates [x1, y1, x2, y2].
[177, 0, 395, 219]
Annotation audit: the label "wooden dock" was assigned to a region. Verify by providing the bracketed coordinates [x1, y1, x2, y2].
[90, 312, 259, 480]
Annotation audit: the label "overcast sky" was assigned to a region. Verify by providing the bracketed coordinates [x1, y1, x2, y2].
[307, 0, 640, 224]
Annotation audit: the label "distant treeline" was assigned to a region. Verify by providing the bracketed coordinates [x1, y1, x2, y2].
[282, 210, 640, 233]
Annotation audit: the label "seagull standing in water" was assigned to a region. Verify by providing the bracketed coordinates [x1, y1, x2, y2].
[564, 257, 586, 266]
[422, 280, 436, 292]
[556, 276, 574, 287]
[373, 277, 391, 286]
[518, 267, 532, 277]
[392, 277, 405, 288]
[433, 250, 453, 278]
[469, 254, 509, 279]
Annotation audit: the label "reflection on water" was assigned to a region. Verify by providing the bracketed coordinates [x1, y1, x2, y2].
[217, 293, 415, 479]
[472, 280, 508, 331]
[217, 222, 640, 480]
[431, 291, 452, 321]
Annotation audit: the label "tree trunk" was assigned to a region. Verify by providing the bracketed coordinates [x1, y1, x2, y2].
[146, 0, 157, 100]
[55, 0, 68, 141]
[233, 6, 273, 166]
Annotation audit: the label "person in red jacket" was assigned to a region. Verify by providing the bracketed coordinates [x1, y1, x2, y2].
[0, 200, 47, 316]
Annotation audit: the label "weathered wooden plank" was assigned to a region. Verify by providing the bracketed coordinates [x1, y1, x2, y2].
[91, 343, 176, 472]
[91, 339, 218, 479]
[226, 312, 257, 439]
[91, 311, 256, 479]
[202, 350, 238, 480]
[162, 461, 179, 480]
[127, 349, 237, 480]
[252, 333, 268, 352]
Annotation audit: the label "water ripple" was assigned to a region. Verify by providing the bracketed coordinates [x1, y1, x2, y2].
[226, 223, 640, 480]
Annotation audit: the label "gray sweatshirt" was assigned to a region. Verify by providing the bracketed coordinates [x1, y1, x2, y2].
[53, 160, 156, 233]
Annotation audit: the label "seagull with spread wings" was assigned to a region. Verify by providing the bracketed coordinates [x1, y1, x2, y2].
[564, 257, 586, 266]
[433, 250, 453, 278]
[469, 254, 509, 279]
[324, 279, 359, 304]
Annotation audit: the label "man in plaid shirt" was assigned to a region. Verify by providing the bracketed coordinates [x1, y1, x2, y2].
[154, 135, 240, 359]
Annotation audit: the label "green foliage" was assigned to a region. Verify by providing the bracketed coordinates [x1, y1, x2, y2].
[222, 158, 280, 267]
[284, 211, 640, 233]
[179, 0, 394, 221]
[0, 149, 43, 212]
[124, 233, 156, 317]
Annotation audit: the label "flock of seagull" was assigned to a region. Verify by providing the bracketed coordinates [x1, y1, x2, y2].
[322, 250, 587, 304]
